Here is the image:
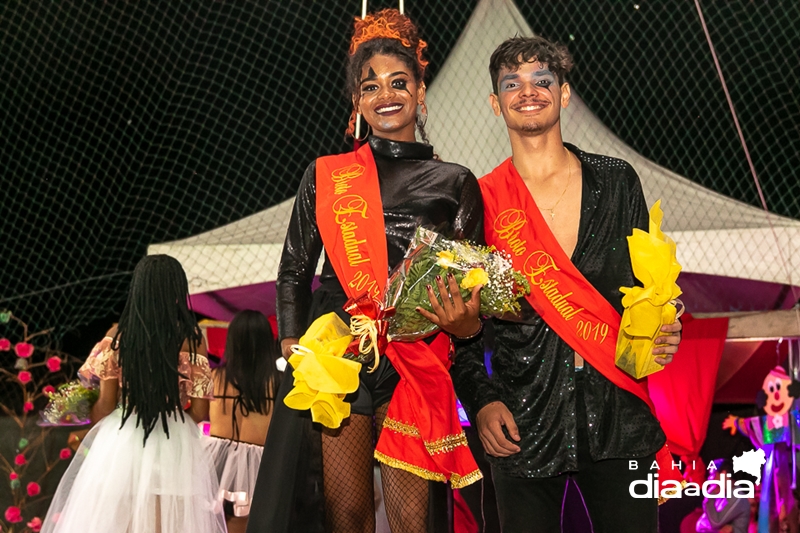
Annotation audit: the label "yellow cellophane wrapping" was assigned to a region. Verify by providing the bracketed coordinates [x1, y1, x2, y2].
[615, 200, 682, 379]
[284, 312, 361, 428]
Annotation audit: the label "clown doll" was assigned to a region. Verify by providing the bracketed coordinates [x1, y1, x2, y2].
[723, 366, 800, 533]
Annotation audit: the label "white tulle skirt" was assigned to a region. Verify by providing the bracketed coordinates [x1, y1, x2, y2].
[203, 436, 263, 517]
[42, 408, 227, 533]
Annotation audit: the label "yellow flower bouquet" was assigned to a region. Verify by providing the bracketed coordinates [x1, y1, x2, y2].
[385, 227, 530, 341]
[615, 200, 683, 379]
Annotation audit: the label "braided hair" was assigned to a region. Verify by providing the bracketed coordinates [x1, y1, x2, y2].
[115, 254, 201, 444]
[217, 310, 281, 440]
[345, 8, 431, 144]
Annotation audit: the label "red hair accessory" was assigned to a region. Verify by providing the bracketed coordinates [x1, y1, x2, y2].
[349, 9, 428, 78]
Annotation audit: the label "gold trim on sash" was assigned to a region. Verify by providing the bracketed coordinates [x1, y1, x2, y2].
[374, 450, 447, 483]
[424, 432, 469, 456]
[382, 417, 420, 438]
[450, 469, 484, 489]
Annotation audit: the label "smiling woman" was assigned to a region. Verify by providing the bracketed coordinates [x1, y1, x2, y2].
[345, 10, 430, 144]
[245, 8, 485, 533]
[355, 54, 424, 142]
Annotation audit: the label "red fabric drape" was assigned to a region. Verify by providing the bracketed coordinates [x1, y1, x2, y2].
[648, 314, 728, 476]
[453, 489, 479, 533]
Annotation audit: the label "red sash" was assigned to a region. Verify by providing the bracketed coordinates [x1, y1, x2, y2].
[315, 144, 482, 488]
[480, 158, 682, 496]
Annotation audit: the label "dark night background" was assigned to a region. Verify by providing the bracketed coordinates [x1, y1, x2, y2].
[1, 0, 798, 352]
[1, 2, 797, 530]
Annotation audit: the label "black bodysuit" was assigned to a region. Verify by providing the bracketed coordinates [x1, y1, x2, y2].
[277, 135, 483, 341]
[246, 136, 483, 533]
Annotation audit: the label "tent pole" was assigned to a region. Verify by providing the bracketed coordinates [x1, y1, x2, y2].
[354, 0, 368, 141]
[791, 338, 799, 490]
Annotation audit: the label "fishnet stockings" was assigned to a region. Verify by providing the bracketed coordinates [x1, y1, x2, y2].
[322, 414, 375, 533]
[375, 403, 429, 533]
[321, 403, 429, 533]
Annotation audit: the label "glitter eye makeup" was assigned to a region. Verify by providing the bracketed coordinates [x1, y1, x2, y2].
[499, 69, 557, 94]
[499, 73, 520, 92]
[532, 70, 556, 92]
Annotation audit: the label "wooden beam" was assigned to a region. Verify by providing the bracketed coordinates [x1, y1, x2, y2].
[692, 309, 800, 339]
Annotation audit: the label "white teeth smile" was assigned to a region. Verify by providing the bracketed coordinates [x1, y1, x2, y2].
[518, 105, 544, 111]
[376, 105, 403, 114]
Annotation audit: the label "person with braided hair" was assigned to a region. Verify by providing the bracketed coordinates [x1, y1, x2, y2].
[246, 9, 484, 533]
[42, 255, 226, 533]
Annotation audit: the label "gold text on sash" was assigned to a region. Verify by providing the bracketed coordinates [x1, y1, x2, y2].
[494, 208, 528, 257]
[522, 251, 584, 321]
[331, 163, 366, 195]
[331, 194, 372, 267]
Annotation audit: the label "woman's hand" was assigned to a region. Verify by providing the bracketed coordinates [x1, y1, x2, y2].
[280, 338, 300, 359]
[653, 320, 682, 366]
[416, 272, 482, 338]
[67, 429, 90, 451]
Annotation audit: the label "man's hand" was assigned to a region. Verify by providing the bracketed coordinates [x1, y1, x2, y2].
[416, 272, 482, 338]
[653, 320, 682, 365]
[280, 337, 299, 359]
[476, 401, 521, 457]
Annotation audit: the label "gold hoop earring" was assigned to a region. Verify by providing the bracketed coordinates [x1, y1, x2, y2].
[354, 115, 371, 142]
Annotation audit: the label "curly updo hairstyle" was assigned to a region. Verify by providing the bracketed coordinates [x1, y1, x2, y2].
[345, 9, 431, 143]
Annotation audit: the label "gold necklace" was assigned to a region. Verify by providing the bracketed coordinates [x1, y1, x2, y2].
[540, 148, 572, 221]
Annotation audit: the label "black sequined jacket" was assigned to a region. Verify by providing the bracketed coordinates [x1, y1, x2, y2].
[451, 144, 667, 478]
[276, 136, 484, 340]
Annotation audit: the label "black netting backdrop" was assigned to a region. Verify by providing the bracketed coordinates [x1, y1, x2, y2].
[1, 0, 798, 336]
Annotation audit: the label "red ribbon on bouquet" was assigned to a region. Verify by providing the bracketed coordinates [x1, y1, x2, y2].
[344, 294, 395, 372]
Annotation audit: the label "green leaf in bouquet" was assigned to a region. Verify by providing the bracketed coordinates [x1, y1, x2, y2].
[385, 227, 530, 342]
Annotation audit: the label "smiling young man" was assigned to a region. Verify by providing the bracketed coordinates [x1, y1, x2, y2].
[450, 36, 683, 533]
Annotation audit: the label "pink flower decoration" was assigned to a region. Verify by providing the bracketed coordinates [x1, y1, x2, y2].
[30, 521, 42, 532]
[4, 506, 22, 523]
[59, 448, 72, 460]
[43, 385, 56, 395]
[46, 356, 62, 373]
[23, 401, 34, 413]
[0, 338, 10, 351]
[27, 517, 42, 532]
[14, 454, 26, 466]
[9, 472, 18, 481]
[15, 342, 34, 358]
[27, 481, 41, 497]
[17, 371, 32, 384]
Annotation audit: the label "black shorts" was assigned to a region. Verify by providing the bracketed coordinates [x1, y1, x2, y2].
[308, 286, 400, 416]
[345, 353, 400, 416]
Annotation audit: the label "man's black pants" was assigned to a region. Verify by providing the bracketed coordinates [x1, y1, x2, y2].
[492, 371, 658, 533]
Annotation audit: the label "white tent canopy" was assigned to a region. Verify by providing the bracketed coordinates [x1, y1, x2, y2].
[150, 0, 799, 295]
[149, 198, 300, 295]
